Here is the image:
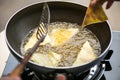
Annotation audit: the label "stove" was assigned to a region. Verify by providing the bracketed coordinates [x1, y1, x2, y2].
[2, 31, 120, 80]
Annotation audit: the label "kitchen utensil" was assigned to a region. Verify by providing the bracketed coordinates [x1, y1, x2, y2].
[9, 3, 50, 78]
[36, 2, 50, 40]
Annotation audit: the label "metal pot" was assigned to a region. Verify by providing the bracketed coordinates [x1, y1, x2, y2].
[5, 1, 112, 78]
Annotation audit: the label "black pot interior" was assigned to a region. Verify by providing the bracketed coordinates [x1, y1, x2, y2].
[6, 1, 111, 59]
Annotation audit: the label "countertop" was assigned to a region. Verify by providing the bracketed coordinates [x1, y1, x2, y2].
[0, 0, 120, 78]
[0, 31, 10, 77]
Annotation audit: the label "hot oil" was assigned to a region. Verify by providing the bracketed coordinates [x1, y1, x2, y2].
[20, 22, 101, 67]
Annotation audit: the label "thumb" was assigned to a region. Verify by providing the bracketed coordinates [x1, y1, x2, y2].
[13, 76, 21, 80]
[56, 74, 67, 80]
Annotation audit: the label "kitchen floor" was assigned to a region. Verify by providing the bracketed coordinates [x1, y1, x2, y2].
[0, 0, 120, 32]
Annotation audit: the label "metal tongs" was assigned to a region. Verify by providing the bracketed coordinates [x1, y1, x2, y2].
[9, 3, 50, 78]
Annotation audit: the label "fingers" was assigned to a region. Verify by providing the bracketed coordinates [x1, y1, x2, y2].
[106, 0, 114, 9]
[91, 0, 99, 5]
[56, 74, 67, 80]
[90, 0, 105, 5]
[90, 0, 115, 9]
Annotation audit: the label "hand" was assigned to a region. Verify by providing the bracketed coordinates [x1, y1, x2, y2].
[56, 74, 66, 80]
[91, 0, 120, 9]
[0, 76, 21, 80]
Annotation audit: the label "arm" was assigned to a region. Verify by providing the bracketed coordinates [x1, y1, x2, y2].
[91, 0, 120, 9]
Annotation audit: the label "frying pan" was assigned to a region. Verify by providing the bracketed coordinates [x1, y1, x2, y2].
[5, 1, 112, 78]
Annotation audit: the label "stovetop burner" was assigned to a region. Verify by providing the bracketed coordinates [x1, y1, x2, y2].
[20, 50, 112, 80]
[2, 50, 113, 80]
[2, 31, 120, 80]
[20, 63, 106, 80]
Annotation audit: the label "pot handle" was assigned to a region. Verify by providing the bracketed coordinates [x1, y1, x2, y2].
[55, 74, 67, 80]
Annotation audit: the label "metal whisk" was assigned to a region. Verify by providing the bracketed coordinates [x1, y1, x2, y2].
[9, 2, 50, 78]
